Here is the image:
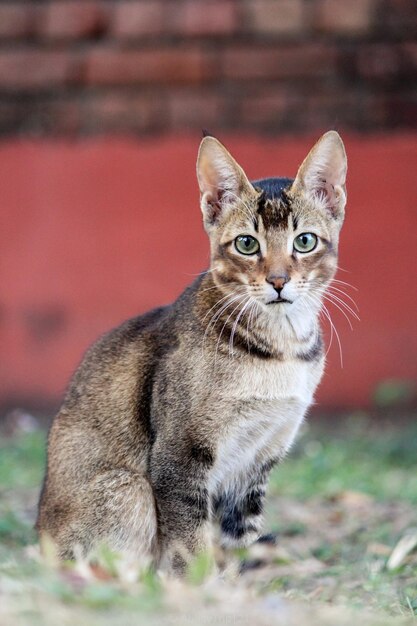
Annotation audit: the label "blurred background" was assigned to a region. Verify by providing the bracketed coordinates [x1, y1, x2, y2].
[1, 0, 416, 416]
[1, 6, 417, 620]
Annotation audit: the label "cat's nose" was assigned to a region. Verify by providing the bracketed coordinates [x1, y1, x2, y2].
[266, 274, 290, 293]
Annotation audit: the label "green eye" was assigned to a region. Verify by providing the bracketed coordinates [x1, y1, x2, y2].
[235, 235, 260, 255]
[293, 233, 318, 253]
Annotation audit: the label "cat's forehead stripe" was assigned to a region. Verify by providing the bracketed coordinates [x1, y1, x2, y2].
[257, 197, 292, 231]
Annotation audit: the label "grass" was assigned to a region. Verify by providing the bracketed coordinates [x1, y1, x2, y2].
[270, 416, 417, 503]
[0, 415, 416, 625]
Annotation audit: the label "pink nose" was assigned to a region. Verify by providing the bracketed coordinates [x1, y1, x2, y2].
[266, 274, 290, 291]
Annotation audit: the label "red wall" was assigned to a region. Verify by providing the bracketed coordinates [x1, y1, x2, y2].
[1, 134, 416, 409]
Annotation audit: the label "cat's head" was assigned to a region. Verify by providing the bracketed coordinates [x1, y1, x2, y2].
[196, 132, 347, 317]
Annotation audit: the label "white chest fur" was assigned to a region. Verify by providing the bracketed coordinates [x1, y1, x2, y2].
[208, 357, 323, 497]
[229, 358, 321, 404]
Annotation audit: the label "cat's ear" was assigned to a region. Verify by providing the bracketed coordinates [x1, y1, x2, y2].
[291, 131, 347, 221]
[196, 136, 254, 226]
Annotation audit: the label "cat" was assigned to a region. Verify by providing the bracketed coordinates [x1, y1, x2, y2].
[36, 131, 347, 575]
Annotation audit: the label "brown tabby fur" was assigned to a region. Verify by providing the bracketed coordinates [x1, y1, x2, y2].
[37, 131, 347, 575]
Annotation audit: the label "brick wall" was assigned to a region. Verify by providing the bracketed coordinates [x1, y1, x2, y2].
[0, 0, 415, 135]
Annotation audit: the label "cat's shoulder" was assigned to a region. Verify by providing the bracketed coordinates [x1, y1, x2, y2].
[74, 306, 170, 374]
[102, 306, 169, 346]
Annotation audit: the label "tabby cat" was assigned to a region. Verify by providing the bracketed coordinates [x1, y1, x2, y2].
[37, 131, 347, 575]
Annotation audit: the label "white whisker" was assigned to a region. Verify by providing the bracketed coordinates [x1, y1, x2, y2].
[184, 268, 217, 277]
[214, 294, 250, 363]
[322, 294, 353, 330]
[304, 290, 343, 367]
[326, 284, 359, 311]
[202, 287, 246, 322]
[330, 278, 358, 291]
[229, 296, 253, 357]
[202, 291, 248, 354]
[324, 290, 360, 320]
[246, 299, 261, 354]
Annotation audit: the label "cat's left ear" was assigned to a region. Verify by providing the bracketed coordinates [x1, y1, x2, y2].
[291, 131, 347, 222]
[196, 136, 255, 227]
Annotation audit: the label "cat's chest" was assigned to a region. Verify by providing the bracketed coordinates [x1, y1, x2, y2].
[208, 358, 322, 495]
[208, 398, 303, 495]
[224, 356, 323, 405]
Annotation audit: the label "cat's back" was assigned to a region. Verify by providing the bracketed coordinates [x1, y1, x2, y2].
[62, 305, 169, 412]
[46, 305, 172, 472]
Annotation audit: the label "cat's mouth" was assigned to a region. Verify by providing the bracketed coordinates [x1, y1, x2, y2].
[267, 297, 292, 305]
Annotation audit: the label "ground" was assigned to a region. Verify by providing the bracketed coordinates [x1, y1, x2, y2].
[0, 411, 416, 625]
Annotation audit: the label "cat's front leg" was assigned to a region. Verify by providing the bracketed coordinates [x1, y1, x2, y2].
[149, 442, 214, 576]
[214, 459, 276, 549]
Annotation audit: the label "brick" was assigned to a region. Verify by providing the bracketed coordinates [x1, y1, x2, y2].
[0, 4, 37, 39]
[180, 0, 239, 36]
[357, 44, 401, 80]
[297, 90, 392, 131]
[223, 44, 336, 80]
[0, 50, 81, 90]
[245, 0, 305, 35]
[41, 1, 108, 39]
[314, 0, 375, 35]
[168, 91, 222, 129]
[386, 93, 417, 128]
[86, 47, 214, 85]
[112, 1, 165, 37]
[299, 92, 350, 131]
[0, 100, 23, 134]
[239, 91, 294, 129]
[382, 0, 417, 37]
[403, 42, 417, 70]
[84, 93, 166, 132]
[0, 97, 82, 135]
[31, 99, 82, 135]
[113, 0, 238, 38]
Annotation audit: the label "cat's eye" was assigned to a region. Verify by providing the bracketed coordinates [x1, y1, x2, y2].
[235, 235, 260, 255]
[293, 233, 318, 253]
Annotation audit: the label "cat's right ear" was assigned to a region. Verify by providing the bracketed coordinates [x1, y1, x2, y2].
[196, 137, 254, 227]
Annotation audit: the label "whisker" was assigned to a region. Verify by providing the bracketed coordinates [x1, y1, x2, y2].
[309, 279, 360, 320]
[184, 268, 216, 277]
[325, 291, 361, 319]
[202, 293, 237, 326]
[229, 296, 253, 357]
[246, 299, 260, 354]
[321, 294, 354, 330]
[205, 291, 248, 336]
[198, 283, 244, 296]
[202, 291, 248, 353]
[323, 292, 360, 323]
[322, 304, 343, 366]
[326, 285, 360, 311]
[202, 287, 246, 322]
[331, 278, 358, 291]
[304, 290, 343, 367]
[215, 294, 250, 363]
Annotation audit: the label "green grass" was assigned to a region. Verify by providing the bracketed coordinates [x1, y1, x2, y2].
[0, 417, 416, 625]
[0, 429, 46, 489]
[269, 418, 417, 504]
